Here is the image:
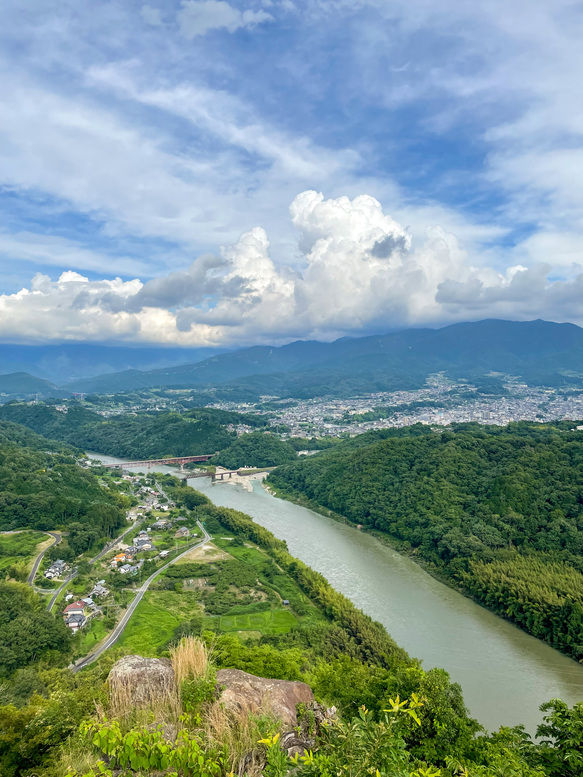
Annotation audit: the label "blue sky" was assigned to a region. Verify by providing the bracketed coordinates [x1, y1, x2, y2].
[1, 0, 583, 345]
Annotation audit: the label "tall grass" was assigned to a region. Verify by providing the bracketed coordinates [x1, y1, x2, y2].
[170, 635, 211, 686]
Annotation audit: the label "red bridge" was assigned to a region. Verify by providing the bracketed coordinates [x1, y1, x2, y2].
[104, 454, 216, 470]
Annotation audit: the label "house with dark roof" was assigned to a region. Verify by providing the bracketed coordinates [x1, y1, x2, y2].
[64, 612, 87, 632]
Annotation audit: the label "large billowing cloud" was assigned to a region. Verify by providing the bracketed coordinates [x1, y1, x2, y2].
[2, 191, 583, 345]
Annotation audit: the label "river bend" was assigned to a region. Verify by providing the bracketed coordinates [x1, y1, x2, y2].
[91, 454, 583, 733]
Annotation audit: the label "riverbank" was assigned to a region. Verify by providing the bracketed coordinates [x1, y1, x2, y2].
[82, 452, 583, 733]
[266, 475, 583, 666]
[214, 468, 269, 492]
[266, 479, 503, 610]
[194, 475, 583, 735]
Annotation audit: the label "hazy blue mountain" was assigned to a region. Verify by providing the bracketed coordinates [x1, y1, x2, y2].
[0, 344, 224, 384]
[64, 319, 583, 398]
[0, 372, 70, 401]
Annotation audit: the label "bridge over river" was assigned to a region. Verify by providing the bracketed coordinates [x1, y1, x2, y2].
[102, 454, 216, 470]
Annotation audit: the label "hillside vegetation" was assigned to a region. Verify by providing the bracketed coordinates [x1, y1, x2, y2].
[2, 476, 581, 776]
[0, 405, 268, 459]
[0, 422, 127, 537]
[268, 421, 583, 659]
[0, 465, 581, 776]
[213, 432, 297, 468]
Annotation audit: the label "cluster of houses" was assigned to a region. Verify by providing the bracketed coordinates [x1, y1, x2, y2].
[62, 580, 110, 632]
[152, 517, 190, 539]
[44, 559, 69, 580]
[109, 529, 155, 574]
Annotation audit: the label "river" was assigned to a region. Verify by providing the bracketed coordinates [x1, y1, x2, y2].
[92, 454, 583, 734]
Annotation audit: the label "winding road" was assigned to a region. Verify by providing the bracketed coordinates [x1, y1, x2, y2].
[72, 520, 210, 671]
[46, 518, 145, 611]
[27, 531, 61, 584]
[1, 529, 62, 585]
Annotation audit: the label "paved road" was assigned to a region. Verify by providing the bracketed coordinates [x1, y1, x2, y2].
[27, 531, 61, 584]
[72, 521, 210, 672]
[46, 519, 144, 612]
[90, 518, 144, 564]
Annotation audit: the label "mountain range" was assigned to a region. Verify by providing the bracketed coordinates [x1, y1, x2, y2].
[0, 343, 225, 384]
[2, 319, 583, 401]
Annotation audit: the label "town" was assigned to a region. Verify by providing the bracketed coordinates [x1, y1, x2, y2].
[37, 475, 203, 638]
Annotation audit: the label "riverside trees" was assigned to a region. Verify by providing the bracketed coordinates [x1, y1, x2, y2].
[268, 422, 583, 659]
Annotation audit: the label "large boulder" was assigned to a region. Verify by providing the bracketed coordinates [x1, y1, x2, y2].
[216, 668, 314, 727]
[108, 655, 177, 716]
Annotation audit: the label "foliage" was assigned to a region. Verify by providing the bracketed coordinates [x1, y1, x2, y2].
[0, 438, 126, 535]
[0, 404, 268, 459]
[213, 432, 297, 469]
[535, 699, 583, 777]
[0, 581, 72, 676]
[77, 717, 225, 775]
[268, 422, 583, 657]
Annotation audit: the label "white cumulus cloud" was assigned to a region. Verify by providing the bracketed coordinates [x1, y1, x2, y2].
[3, 191, 583, 346]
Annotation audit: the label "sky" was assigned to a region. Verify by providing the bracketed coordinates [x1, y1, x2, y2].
[2, 0, 583, 347]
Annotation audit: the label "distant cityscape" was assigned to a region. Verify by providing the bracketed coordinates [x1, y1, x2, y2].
[231, 382, 583, 438]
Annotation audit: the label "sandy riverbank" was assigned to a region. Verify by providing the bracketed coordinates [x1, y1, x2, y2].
[212, 469, 269, 492]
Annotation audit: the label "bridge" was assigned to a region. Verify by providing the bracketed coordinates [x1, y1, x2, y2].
[182, 467, 272, 482]
[104, 454, 216, 471]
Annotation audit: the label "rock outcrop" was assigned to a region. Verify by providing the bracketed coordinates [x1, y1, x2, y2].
[108, 655, 177, 716]
[216, 668, 314, 727]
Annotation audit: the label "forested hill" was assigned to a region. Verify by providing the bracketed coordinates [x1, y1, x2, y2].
[268, 422, 583, 659]
[0, 423, 127, 534]
[0, 404, 268, 459]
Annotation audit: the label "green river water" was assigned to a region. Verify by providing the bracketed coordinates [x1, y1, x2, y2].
[93, 455, 583, 734]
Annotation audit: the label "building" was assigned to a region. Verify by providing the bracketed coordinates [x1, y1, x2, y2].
[62, 600, 88, 631]
[90, 583, 109, 598]
[63, 600, 85, 616]
[64, 612, 87, 633]
[45, 559, 68, 579]
[175, 527, 190, 539]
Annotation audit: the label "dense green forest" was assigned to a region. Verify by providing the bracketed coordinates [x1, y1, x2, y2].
[0, 404, 268, 459]
[268, 422, 583, 659]
[0, 467, 581, 776]
[0, 582, 72, 677]
[0, 422, 127, 535]
[213, 431, 297, 468]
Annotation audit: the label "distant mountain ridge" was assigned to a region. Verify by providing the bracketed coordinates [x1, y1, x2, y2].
[0, 344, 225, 384]
[0, 372, 69, 401]
[62, 319, 583, 398]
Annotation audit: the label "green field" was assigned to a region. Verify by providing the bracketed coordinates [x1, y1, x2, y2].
[117, 590, 201, 653]
[0, 531, 49, 572]
[212, 608, 297, 634]
[77, 619, 108, 654]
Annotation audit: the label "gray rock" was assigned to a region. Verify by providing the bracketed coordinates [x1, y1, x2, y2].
[108, 655, 177, 715]
[216, 668, 314, 727]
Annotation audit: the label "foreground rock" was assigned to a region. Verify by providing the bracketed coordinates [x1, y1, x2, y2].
[216, 668, 314, 726]
[108, 655, 177, 715]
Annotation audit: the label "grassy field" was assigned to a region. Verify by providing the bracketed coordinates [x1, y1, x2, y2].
[212, 538, 323, 623]
[77, 618, 108, 654]
[117, 590, 201, 654]
[208, 608, 298, 634]
[0, 531, 50, 572]
[112, 534, 324, 657]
